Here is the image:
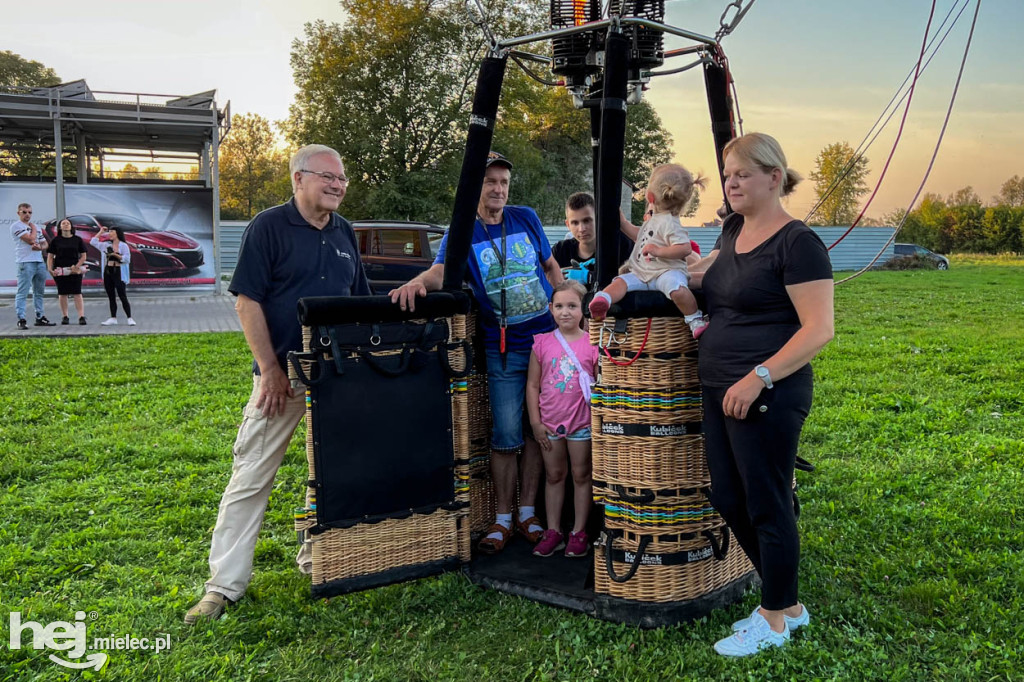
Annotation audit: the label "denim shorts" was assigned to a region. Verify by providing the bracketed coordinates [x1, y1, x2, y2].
[485, 348, 533, 453]
[546, 426, 592, 442]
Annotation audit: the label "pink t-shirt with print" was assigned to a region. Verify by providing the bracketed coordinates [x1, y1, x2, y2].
[533, 330, 599, 436]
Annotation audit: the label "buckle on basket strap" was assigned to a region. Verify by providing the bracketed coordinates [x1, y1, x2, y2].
[287, 350, 328, 386]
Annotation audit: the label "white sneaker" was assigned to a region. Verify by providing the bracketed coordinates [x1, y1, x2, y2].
[714, 610, 789, 657]
[127, 318, 137, 326]
[733, 604, 810, 632]
[101, 318, 118, 326]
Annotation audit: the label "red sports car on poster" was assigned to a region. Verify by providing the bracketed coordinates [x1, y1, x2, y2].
[44, 213, 204, 277]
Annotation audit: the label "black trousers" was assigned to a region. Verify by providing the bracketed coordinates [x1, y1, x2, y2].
[702, 372, 813, 610]
[104, 268, 132, 317]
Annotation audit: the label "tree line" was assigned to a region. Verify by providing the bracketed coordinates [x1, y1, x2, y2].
[886, 178, 1024, 254]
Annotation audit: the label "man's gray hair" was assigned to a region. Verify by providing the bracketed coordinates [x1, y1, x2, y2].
[290, 144, 344, 192]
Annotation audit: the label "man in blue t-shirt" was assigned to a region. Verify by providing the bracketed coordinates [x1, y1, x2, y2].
[390, 152, 564, 554]
[186, 144, 370, 625]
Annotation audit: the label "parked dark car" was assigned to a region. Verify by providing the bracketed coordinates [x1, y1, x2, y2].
[352, 220, 446, 294]
[44, 213, 204, 277]
[894, 243, 949, 270]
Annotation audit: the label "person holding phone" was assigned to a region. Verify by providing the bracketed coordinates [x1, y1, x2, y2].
[90, 225, 135, 326]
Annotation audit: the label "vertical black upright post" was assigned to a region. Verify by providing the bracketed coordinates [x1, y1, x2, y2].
[589, 96, 602, 202]
[703, 57, 737, 212]
[595, 29, 630, 290]
[443, 56, 508, 291]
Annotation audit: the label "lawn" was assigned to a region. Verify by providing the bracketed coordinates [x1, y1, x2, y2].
[1, 257, 1022, 681]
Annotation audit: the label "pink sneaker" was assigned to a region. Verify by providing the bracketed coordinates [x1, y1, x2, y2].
[688, 316, 709, 340]
[588, 295, 610, 320]
[565, 530, 590, 558]
[532, 529, 565, 557]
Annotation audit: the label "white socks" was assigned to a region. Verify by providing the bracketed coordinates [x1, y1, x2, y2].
[486, 513, 513, 542]
[684, 310, 704, 324]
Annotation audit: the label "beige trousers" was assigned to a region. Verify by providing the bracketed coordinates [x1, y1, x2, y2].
[205, 374, 311, 601]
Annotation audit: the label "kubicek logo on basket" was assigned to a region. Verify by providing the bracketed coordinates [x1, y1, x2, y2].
[5, 611, 171, 670]
[649, 424, 687, 436]
[623, 551, 663, 566]
[688, 546, 715, 562]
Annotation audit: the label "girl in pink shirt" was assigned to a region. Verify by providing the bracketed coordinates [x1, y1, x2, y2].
[526, 280, 599, 558]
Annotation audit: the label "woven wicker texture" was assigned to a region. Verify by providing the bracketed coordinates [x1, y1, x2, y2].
[590, 314, 755, 603]
[296, 313, 483, 578]
[594, 527, 755, 603]
[310, 509, 468, 585]
[590, 316, 698, 355]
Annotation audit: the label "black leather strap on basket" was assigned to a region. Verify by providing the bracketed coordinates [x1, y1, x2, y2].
[601, 526, 731, 583]
[297, 290, 471, 326]
[288, 350, 329, 386]
[599, 421, 703, 437]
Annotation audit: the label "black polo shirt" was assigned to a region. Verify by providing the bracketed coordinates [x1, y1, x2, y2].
[229, 198, 371, 374]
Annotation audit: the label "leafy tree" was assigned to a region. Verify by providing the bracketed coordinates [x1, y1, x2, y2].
[119, 163, 142, 180]
[982, 205, 1024, 253]
[287, 2, 481, 222]
[807, 142, 870, 226]
[219, 113, 291, 220]
[0, 51, 60, 88]
[0, 53, 63, 177]
[287, 0, 674, 224]
[997, 175, 1024, 207]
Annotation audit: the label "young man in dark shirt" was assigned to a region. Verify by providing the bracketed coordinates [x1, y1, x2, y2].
[551, 192, 633, 282]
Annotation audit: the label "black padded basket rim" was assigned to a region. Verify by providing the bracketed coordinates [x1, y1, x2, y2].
[298, 290, 472, 326]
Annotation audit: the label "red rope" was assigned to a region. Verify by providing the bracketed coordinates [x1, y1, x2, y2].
[600, 318, 653, 367]
[827, 0, 937, 251]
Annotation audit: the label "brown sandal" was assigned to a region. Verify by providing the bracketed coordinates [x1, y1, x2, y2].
[516, 516, 544, 543]
[478, 523, 512, 554]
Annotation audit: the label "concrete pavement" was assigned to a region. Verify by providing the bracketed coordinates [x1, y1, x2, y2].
[0, 292, 242, 338]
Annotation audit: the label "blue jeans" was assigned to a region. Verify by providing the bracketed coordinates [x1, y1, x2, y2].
[485, 348, 533, 452]
[16, 261, 47, 320]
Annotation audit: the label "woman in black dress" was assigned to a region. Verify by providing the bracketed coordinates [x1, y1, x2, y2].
[45, 218, 88, 325]
[689, 133, 834, 657]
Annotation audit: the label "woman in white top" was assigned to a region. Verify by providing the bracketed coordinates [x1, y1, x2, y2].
[90, 226, 135, 326]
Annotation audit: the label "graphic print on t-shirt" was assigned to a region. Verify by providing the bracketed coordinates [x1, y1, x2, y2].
[473, 232, 549, 325]
[550, 354, 577, 393]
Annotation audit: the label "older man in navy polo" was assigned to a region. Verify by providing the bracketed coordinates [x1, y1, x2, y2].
[186, 144, 370, 624]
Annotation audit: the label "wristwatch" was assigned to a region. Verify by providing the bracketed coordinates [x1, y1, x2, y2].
[754, 364, 773, 389]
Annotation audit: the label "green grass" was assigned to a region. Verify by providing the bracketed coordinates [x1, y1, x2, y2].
[2, 260, 1023, 681]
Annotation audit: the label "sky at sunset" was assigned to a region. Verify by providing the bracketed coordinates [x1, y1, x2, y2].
[7, 0, 1020, 225]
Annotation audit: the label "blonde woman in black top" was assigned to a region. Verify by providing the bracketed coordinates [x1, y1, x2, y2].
[690, 132, 834, 657]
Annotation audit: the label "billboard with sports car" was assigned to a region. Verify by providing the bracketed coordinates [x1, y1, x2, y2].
[1, 183, 214, 292]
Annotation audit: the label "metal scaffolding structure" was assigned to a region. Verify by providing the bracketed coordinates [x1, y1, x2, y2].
[0, 79, 230, 291]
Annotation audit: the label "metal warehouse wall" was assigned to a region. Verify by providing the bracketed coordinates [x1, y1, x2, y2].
[219, 222, 896, 276]
[219, 221, 248, 276]
[687, 226, 896, 272]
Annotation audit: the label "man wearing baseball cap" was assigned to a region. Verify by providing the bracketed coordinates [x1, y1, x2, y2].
[390, 150, 564, 554]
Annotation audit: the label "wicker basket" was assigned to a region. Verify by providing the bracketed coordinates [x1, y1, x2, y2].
[594, 525, 754, 603]
[590, 316, 698, 355]
[594, 486, 720, 535]
[589, 313, 755, 604]
[294, 312, 480, 589]
[310, 509, 469, 586]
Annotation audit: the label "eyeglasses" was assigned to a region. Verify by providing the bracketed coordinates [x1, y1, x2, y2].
[19, 209, 32, 214]
[300, 169, 349, 185]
